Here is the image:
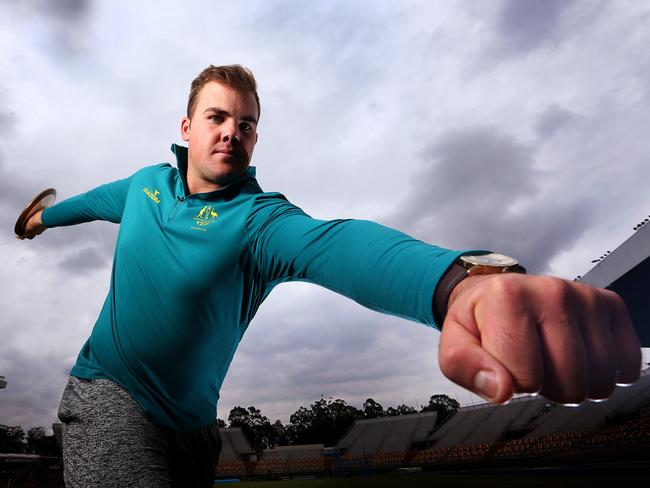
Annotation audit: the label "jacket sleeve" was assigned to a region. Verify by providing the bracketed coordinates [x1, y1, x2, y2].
[245, 193, 471, 329]
[41, 176, 133, 227]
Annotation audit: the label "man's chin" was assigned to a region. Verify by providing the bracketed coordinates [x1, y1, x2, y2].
[211, 166, 249, 186]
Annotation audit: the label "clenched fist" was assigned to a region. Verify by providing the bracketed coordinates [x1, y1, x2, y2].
[438, 273, 642, 405]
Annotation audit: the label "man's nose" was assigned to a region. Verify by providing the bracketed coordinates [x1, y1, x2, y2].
[222, 121, 240, 144]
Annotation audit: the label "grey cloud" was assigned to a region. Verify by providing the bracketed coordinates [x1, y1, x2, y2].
[0, 111, 16, 135]
[385, 126, 595, 273]
[39, 0, 91, 21]
[0, 177, 38, 211]
[466, 0, 605, 73]
[2, 0, 93, 22]
[57, 243, 111, 273]
[250, 2, 388, 102]
[496, 0, 576, 54]
[0, 349, 69, 430]
[2, 0, 94, 57]
[534, 105, 578, 140]
[43, 222, 118, 268]
[404, 127, 538, 221]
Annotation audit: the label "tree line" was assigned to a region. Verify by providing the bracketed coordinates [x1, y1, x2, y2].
[224, 394, 459, 453]
[0, 394, 459, 456]
[0, 426, 59, 456]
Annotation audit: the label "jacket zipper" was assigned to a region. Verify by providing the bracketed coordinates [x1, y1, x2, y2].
[168, 195, 185, 222]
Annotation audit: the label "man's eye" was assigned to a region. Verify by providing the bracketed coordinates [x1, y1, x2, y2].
[240, 123, 252, 133]
[209, 115, 223, 123]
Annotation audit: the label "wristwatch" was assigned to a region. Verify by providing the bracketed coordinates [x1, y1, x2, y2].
[434, 253, 527, 326]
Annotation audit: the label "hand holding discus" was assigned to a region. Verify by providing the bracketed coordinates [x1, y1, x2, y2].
[14, 188, 56, 240]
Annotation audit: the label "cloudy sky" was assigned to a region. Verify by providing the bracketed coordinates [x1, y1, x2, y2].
[1, 0, 649, 432]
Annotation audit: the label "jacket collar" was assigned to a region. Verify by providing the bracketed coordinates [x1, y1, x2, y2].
[170, 144, 257, 200]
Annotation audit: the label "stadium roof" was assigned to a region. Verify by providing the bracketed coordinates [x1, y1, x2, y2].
[527, 368, 650, 437]
[219, 427, 255, 460]
[424, 368, 650, 446]
[337, 412, 438, 455]
[429, 396, 546, 447]
[579, 222, 650, 346]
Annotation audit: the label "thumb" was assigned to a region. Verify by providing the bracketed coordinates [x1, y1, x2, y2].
[439, 317, 515, 404]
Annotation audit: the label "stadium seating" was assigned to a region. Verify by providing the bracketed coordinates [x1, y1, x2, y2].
[254, 444, 326, 477]
[216, 368, 650, 478]
[215, 459, 247, 477]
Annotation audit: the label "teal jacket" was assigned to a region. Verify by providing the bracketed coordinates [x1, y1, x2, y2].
[42, 144, 468, 431]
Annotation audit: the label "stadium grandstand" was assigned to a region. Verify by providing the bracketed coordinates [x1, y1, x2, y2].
[254, 444, 325, 477]
[215, 369, 650, 480]
[426, 396, 546, 448]
[212, 427, 255, 479]
[579, 217, 650, 346]
[337, 411, 437, 456]
[329, 412, 438, 476]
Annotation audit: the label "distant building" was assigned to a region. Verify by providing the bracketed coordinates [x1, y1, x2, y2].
[579, 221, 650, 347]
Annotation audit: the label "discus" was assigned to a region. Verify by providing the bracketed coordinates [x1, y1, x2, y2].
[14, 188, 57, 239]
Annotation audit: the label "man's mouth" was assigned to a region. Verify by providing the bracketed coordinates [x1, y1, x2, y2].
[214, 148, 239, 159]
[217, 143, 243, 152]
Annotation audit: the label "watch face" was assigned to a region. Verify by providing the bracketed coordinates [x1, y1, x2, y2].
[460, 253, 519, 268]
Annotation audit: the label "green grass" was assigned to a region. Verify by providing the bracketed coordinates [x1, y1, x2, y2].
[216, 468, 650, 487]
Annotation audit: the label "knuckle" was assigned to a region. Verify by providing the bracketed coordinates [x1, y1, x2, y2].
[601, 289, 628, 312]
[487, 274, 526, 301]
[540, 276, 572, 304]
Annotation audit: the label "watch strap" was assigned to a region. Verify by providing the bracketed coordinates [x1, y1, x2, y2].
[433, 259, 527, 327]
[433, 263, 468, 327]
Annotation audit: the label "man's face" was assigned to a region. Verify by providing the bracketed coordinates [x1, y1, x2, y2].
[181, 81, 258, 192]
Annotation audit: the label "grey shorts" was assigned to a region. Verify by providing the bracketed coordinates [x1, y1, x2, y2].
[57, 376, 221, 488]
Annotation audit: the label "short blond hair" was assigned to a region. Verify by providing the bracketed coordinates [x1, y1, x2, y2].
[187, 64, 260, 120]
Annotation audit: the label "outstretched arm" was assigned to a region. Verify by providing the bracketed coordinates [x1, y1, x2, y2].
[38, 176, 134, 231]
[246, 193, 474, 327]
[247, 194, 642, 406]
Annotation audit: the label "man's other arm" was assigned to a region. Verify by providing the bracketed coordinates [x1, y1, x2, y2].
[36, 176, 134, 232]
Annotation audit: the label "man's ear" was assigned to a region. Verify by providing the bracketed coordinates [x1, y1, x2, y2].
[180, 116, 191, 142]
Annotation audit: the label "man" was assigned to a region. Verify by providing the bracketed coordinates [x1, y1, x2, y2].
[21, 65, 642, 487]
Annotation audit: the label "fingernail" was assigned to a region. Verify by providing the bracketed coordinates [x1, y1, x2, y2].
[587, 397, 608, 403]
[615, 369, 636, 387]
[474, 370, 498, 401]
